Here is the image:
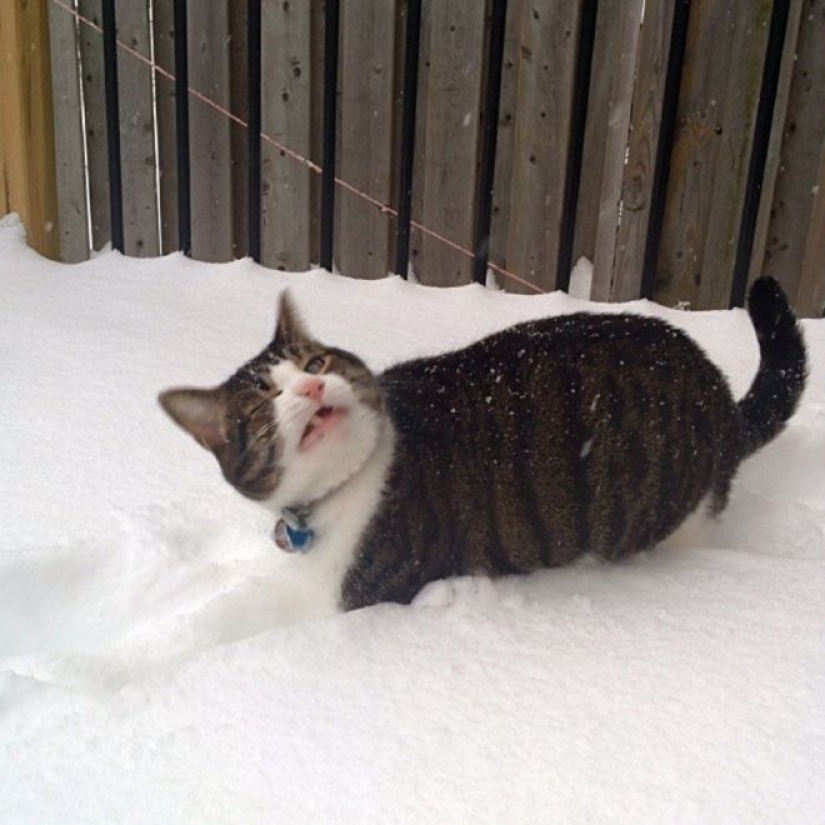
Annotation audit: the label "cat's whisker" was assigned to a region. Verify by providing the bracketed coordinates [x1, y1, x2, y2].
[254, 420, 279, 441]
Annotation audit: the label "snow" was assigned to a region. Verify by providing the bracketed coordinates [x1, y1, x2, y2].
[1, 215, 824, 822]
[569, 255, 594, 301]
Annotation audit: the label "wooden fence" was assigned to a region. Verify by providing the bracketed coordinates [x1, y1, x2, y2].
[1, 0, 823, 315]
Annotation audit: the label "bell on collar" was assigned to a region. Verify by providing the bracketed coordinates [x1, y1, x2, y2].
[273, 507, 314, 553]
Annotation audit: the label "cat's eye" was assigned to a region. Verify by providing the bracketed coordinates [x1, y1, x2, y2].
[304, 355, 327, 375]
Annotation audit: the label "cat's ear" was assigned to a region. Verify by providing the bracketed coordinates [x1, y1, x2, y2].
[272, 290, 310, 352]
[158, 388, 229, 451]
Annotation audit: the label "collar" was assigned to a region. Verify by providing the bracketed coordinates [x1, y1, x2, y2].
[272, 505, 315, 553]
[269, 455, 371, 554]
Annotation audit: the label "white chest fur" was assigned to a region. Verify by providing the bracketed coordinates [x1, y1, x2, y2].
[266, 423, 396, 622]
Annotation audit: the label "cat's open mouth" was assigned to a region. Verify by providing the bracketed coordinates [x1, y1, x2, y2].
[300, 406, 347, 451]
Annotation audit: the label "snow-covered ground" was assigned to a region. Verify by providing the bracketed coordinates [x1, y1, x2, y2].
[1, 216, 823, 822]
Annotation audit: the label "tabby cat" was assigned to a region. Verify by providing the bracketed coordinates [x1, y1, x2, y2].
[159, 277, 806, 614]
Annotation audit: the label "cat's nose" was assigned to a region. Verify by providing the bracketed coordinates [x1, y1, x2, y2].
[296, 376, 325, 404]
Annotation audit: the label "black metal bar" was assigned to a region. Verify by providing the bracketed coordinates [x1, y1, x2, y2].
[101, 0, 124, 253]
[247, 0, 262, 262]
[472, 0, 508, 286]
[640, 0, 690, 300]
[556, 0, 598, 291]
[393, 0, 423, 279]
[173, 0, 191, 256]
[320, 0, 340, 272]
[729, 0, 790, 308]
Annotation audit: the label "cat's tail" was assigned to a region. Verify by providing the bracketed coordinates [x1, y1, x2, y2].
[738, 276, 807, 458]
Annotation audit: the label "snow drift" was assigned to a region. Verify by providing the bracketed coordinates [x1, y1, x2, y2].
[1, 217, 823, 822]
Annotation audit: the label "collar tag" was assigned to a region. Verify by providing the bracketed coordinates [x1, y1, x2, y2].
[273, 507, 315, 553]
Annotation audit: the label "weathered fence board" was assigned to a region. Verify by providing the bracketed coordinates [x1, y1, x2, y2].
[260, 0, 312, 271]
[0, 0, 59, 258]
[78, 0, 110, 251]
[187, 0, 233, 262]
[115, 0, 159, 257]
[48, 0, 89, 262]
[695, 3, 771, 310]
[656, 0, 756, 306]
[387, 0, 408, 274]
[409, 0, 431, 277]
[655, 0, 737, 307]
[336, 0, 397, 279]
[758, 0, 825, 309]
[611, 0, 677, 302]
[796, 137, 825, 316]
[748, 0, 805, 289]
[506, 0, 580, 293]
[586, 0, 644, 301]
[488, 0, 523, 287]
[229, 0, 248, 260]
[152, 0, 178, 254]
[574, 0, 634, 278]
[308, 4, 326, 266]
[571, 0, 610, 273]
[417, 1, 485, 286]
[0, 123, 8, 216]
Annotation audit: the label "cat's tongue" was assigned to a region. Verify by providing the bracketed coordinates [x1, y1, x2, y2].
[299, 406, 346, 451]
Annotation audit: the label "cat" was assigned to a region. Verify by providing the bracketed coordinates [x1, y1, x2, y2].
[159, 276, 806, 614]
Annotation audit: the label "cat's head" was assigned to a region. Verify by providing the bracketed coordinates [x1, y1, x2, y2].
[158, 292, 386, 510]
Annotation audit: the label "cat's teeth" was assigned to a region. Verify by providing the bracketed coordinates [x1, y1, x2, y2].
[303, 412, 324, 437]
[299, 406, 346, 450]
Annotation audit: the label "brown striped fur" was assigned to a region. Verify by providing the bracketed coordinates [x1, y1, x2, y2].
[342, 313, 744, 607]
